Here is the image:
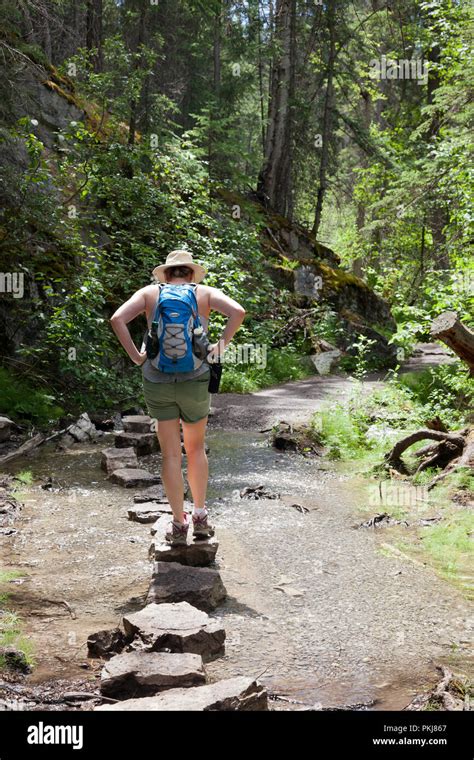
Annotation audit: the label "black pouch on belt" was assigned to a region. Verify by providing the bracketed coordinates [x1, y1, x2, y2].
[208, 360, 223, 393]
[146, 326, 159, 359]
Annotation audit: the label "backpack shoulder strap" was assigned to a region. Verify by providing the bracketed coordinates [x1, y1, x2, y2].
[151, 284, 164, 329]
[186, 282, 200, 322]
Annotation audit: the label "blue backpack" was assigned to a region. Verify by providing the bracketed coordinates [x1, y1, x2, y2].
[147, 283, 204, 373]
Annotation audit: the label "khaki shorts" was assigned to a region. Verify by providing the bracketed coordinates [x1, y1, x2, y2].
[142, 368, 211, 423]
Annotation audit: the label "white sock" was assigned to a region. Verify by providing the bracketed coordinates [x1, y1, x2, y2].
[173, 513, 188, 525]
[193, 507, 207, 516]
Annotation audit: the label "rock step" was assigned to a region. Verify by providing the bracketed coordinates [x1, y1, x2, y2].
[114, 431, 159, 455]
[122, 415, 154, 434]
[87, 627, 127, 658]
[100, 651, 206, 699]
[133, 485, 170, 503]
[147, 561, 226, 611]
[149, 535, 219, 567]
[123, 602, 225, 663]
[101, 446, 138, 475]
[109, 468, 161, 488]
[128, 502, 173, 522]
[95, 676, 268, 711]
[150, 514, 215, 538]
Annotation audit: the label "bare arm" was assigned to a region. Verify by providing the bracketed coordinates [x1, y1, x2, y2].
[109, 288, 148, 365]
[207, 286, 246, 360]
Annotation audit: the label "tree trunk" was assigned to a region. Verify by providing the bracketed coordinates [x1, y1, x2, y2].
[430, 311, 474, 375]
[352, 88, 372, 277]
[256, 0, 296, 218]
[312, 1, 336, 238]
[86, 0, 103, 72]
[128, 3, 146, 147]
[213, 1, 222, 97]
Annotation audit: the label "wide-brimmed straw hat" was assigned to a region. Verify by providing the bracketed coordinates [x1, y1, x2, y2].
[152, 250, 207, 283]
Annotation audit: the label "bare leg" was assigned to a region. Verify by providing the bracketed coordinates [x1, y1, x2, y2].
[182, 416, 208, 510]
[156, 418, 185, 522]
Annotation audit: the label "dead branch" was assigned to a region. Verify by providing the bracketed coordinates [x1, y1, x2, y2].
[385, 429, 465, 471]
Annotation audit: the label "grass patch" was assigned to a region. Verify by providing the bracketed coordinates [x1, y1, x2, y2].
[220, 347, 314, 393]
[0, 570, 36, 670]
[310, 379, 419, 464]
[13, 471, 34, 487]
[310, 372, 473, 598]
[395, 510, 474, 599]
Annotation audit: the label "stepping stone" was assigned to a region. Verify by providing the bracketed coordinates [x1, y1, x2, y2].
[100, 651, 206, 698]
[87, 627, 128, 658]
[95, 676, 268, 711]
[101, 447, 138, 475]
[122, 415, 154, 434]
[134, 485, 167, 503]
[148, 535, 219, 567]
[146, 561, 226, 612]
[122, 602, 225, 663]
[109, 468, 161, 488]
[128, 502, 173, 523]
[115, 431, 159, 455]
[150, 513, 215, 537]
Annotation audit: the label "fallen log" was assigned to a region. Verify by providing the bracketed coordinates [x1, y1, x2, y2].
[430, 311, 474, 375]
[0, 423, 78, 467]
[0, 433, 45, 466]
[385, 429, 465, 472]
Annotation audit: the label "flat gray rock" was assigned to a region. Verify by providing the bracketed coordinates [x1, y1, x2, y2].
[122, 415, 154, 434]
[122, 602, 225, 662]
[128, 502, 173, 522]
[95, 676, 268, 711]
[134, 485, 167, 503]
[109, 468, 161, 488]
[115, 431, 159, 455]
[148, 536, 219, 566]
[146, 561, 226, 611]
[101, 446, 138, 475]
[100, 650, 205, 698]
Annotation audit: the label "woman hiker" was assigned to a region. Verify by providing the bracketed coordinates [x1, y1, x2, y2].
[109, 250, 246, 545]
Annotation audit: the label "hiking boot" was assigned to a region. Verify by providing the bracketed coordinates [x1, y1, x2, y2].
[192, 508, 215, 539]
[165, 514, 189, 546]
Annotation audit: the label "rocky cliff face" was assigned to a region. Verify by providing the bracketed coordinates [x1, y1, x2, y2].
[0, 55, 86, 358]
[0, 58, 84, 147]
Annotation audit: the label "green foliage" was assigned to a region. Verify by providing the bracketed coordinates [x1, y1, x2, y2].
[410, 510, 474, 596]
[220, 347, 313, 393]
[314, 402, 367, 460]
[348, 334, 378, 380]
[0, 568, 36, 671]
[398, 363, 474, 427]
[0, 608, 36, 671]
[0, 368, 63, 426]
[313, 363, 472, 465]
[14, 471, 33, 486]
